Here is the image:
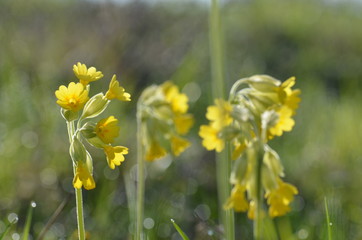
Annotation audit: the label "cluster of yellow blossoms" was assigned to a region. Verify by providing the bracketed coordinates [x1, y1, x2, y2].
[55, 62, 131, 190]
[199, 75, 301, 218]
[138, 82, 194, 161]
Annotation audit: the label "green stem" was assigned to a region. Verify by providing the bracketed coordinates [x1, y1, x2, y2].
[67, 121, 86, 240]
[253, 142, 264, 240]
[75, 188, 86, 240]
[136, 108, 145, 240]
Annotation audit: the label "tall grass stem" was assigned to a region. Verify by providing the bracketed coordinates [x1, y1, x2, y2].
[324, 197, 332, 240]
[209, 0, 234, 239]
[136, 107, 145, 240]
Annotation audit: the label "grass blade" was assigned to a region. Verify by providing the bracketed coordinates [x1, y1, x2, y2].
[22, 201, 36, 240]
[324, 197, 332, 240]
[0, 216, 18, 240]
[171, 219, 190, 240]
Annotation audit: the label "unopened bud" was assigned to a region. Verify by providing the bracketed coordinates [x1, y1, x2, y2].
[69, 137, 87, 164]
[247, 75, 280, 92]
[81, 93, 109, 120]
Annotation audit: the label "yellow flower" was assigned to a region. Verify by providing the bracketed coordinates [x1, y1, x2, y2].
[174, 114, 194, 135]
[266, 179, 298, 218]
[104, 145, 128, 169]
[73, 62, 103, 86]
[232, 142, 247, 160]
[199, 125, 224, 152]
[73, 161, 96, 190]
[247, 200, 256, 219]
[171, 135, 190, 156]
[206, 99, 233, 130]
[268, 106, 295, 137]
[162, 81, 189, 114]
[105, 75, 131, 101]
[55, 82, 89, 112]
[278, 77, 301, 114]
[95, 116, 120, 144]
[145, 141, 167, 162]
[224, 184, 249, 212]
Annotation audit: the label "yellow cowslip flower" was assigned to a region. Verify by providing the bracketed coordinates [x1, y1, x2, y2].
[171, 135, 190, 156]
[247, 200, 256, 219]
[199, 124, 224, 152]
[162, 81, 188, 114]
[103, 145, 128, 169]
[73, 62, 103, 86]
[268, 106, 295, 137]
[55, 82, 89, 112]
[278, 77, 301, 114]
[73, 161, 96, 190]
[174, 114, 194, 135]
[105, 75, 131, 101]
[206, 99, 233, 130]
[232, 142, 247, 160]
[95, 116, 120, 144]
[266, 179, 298, 218]
[145, 141, 167, 162]
[224, 184, 249, 212]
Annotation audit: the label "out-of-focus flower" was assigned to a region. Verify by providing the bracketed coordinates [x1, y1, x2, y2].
[55, 82, 89, 112]
[266, 179, 298, 218]
[171, 135, 190, 156]
[224, 184, 249, 212]
[206, 99, 233, 130]
[199, 125, 224, 152]
[162, 81, 188, 114]
[105, 75, 131, 101]
[73, 62, 103, 86]
[73, 161, 96, 190]
[96, 116, 120, 144]
[200, 75, 300, 219]
[103, 145, 128, 169]
[145, 141, 167, 162]
[139, 82, 193, 162]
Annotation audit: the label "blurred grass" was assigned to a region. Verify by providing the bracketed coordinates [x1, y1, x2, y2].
[0, 0, 362, 239]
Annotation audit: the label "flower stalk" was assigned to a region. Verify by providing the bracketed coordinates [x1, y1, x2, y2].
[56, 63, 131, 240]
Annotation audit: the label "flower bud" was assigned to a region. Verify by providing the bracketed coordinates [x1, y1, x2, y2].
[247, 75, 280, 92]
[69, 137, 87, 164]
[80, 93, 109, 120]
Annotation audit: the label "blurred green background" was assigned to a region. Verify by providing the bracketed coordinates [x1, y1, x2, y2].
[1, 0, 362, 239]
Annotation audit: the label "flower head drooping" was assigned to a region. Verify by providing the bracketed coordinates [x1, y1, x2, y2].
[73, 62, 104, 86]
[105, 75, 131, 101]
[55, 82, 89, 112]
[56, 63, 131, 190]
[199, 75, 301, 219]
[104, 145, 128, 169]
[139, 81, 193, 162]
[73, 161, 96, 190]
[96, 116, 120, 144]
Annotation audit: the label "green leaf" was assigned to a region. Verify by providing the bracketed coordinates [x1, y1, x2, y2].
[171, 219, 190, 240]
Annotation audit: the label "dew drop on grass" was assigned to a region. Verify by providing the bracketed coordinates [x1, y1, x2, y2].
[329, 222, 333, 226]
[31, 201, 37, 208]
[7, 213, 18, 224]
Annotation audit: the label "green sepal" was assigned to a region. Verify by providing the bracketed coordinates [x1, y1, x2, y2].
[80, 122, 97, 139]
[61, 108, 79, 122]
[86, 136, 106, 149]
[69, 137, 87, 164]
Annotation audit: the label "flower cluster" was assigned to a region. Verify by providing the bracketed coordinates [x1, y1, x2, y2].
[138, 82, 194, 161]
[199, 75, 301, 218]
[55, 62, 131, 190]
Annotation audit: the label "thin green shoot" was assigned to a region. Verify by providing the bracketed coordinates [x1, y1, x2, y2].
[171, 219, 190, 240]
[22, 201, 36, 240]
[0, 216, 18, 240]
[324, 197, 332, 240]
